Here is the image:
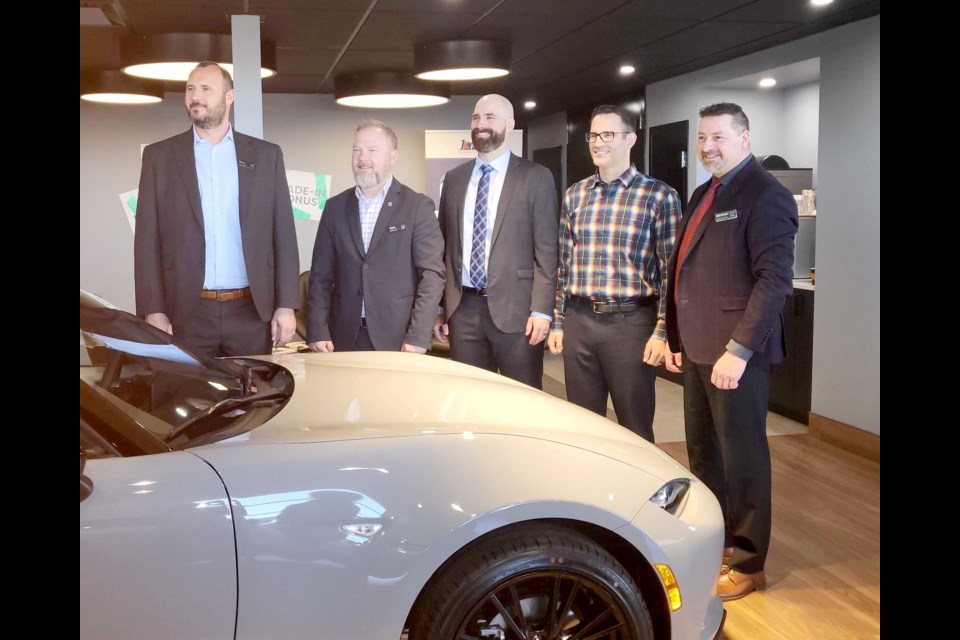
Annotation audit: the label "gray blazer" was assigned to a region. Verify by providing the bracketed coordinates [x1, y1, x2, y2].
[134, 129, 300, 325]
[438, 152, 559, 333]
[307, 179, 445, 350]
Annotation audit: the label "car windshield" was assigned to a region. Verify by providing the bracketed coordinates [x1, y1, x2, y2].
[79, 291, 294, 452]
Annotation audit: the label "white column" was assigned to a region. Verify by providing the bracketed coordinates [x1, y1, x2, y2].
[231, 14, 264, 139]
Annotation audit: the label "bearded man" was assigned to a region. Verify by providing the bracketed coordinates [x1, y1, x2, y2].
[134, 62, 299, 358]
[433, 94, 559, 388]
[306, 119, 444, 352]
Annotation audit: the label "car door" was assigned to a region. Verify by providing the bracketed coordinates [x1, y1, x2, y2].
[80, 449, 237, 640]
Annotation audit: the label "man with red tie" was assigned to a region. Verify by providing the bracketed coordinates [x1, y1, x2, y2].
[665, 103, 798, 600]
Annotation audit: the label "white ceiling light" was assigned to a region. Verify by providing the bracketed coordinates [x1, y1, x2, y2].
[524, 100, 537, 110]
[619, 65, 636, 76]
[759, 77, 777, 88]
[335, 72, 451, 109]
[415, 40, 511, 81]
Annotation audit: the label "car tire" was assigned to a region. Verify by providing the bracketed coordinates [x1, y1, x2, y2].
[409, 523, 654, 639]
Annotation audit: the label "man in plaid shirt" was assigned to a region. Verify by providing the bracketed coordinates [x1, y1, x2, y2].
[547, 105, 681, 442]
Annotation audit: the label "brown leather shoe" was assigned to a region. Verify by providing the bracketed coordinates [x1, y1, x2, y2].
[720, 547, 735, 575]
[717, 569, 766, 601]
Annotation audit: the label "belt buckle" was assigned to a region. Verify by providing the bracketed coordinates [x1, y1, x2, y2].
[215, 290, 228, 301]
[591, 300, 606, 313]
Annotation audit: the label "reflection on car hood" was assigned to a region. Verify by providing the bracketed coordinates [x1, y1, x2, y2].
[213, 352, 688, 477]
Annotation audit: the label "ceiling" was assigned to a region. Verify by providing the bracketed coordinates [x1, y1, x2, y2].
[80, 0, 880, 117]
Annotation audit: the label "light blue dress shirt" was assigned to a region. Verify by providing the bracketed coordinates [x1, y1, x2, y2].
[193, 125, 247, 290]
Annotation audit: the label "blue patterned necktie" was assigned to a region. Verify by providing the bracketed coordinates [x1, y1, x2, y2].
[470, 163, 494, 288]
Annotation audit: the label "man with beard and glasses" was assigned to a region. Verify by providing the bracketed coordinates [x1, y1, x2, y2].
[306, 120, 444, 352]
[547, 105, 681, 443]
[134, 62, 299, 359]
[433, 94, 558, 388]
[665, 102, 798, 600]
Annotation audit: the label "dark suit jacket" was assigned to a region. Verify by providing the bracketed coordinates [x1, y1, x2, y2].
[306, 179, 445, 350]
[134, 129, 300, 325]
[438, 152, 559, 333]
[666, 156, 798, 365]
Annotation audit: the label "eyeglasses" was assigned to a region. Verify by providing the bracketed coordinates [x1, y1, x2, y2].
[585, 131, 632, 143]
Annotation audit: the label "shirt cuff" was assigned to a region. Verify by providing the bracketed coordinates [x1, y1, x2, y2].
[530, 311, 552, 322]
[652, 320, 667, 342]
[726, 339, 754, 361]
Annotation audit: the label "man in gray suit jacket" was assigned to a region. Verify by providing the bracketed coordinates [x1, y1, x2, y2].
[135, 62, 299, 359]
[433, 95, 559, 388]
[307, 120, 444, 352]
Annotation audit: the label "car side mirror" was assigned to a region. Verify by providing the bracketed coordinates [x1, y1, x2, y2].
[80, 446, 94, 502]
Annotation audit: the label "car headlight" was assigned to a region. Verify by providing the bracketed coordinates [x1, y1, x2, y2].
[648, 479, 690, 515]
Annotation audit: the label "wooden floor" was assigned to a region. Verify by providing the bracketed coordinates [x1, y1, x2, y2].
[659, 435, 881, 639]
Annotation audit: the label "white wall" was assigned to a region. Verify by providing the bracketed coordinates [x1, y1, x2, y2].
[80, 94, 480, 314]
[647, 16, 880, 435]
[783, 82, 820, 183]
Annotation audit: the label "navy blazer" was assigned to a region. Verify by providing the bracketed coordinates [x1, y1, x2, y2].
[306, 179, 445, 350]
[666, 156, 798, 365]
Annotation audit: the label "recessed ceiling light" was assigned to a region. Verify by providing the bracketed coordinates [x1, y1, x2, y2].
[619, 65, 636, 76]
[759, 77, 777, 88]
[524, 100, 537, 110]
[811, 0, 834, 6]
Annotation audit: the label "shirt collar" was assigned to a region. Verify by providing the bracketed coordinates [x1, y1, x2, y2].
[475, 150, 512, 175]
[193, 123, 234, 146]
[590, 163, 639, 189]
[355, 176, 393, 204]
[717, 154, 753, 187]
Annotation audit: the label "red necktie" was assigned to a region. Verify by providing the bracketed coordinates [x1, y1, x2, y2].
[674, 177, 720, 302]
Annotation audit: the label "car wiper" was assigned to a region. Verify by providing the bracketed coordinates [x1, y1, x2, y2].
[164, 387, 289, 443]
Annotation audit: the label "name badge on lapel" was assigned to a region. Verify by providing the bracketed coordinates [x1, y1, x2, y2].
[388, 224, 407, 233]
[238, 160, 255, 169]
[714, 209, 737, 222]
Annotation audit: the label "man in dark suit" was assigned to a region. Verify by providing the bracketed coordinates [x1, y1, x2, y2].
[135, 62, 299, 359]
[306, 120, 444, 352]
[433, 95, 558, 388]
[665, 103, 798, 600]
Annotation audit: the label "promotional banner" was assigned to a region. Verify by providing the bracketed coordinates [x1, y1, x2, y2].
[424, 130, 523, 210]
[119, 170, 331, 230]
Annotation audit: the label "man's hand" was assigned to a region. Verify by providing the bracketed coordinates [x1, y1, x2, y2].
[146, 313, 173, 335]
[401, 343, 427, 354]
[643, 336, 667, 366]
[271, 308, 297, 347]
[665, 349, 683, 373]
[433, 314, 449, 344]
[711, 351, 747, 390]
[309, 341, 335, 352]
[547, 331, 564, 355]
[525, 315, 550, 346]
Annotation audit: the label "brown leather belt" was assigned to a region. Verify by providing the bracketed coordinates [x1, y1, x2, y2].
[568, 295, 655, 314]
[200, 287, 250, 301]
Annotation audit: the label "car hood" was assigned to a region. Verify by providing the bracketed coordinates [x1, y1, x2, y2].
[213, 351, 689, 478]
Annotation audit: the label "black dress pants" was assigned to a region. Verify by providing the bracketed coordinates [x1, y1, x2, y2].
[449, 292, 544, 389]
[683, 355, 772, 574]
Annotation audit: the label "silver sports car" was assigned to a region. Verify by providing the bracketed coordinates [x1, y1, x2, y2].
[80, 290, 725, 639]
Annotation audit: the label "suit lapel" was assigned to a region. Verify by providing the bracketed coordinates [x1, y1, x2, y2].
[490, 152, 519, 249]
[450, 162, 470, 262]
[174, 129, 204, 229]
[366, 179, 401, 255]
[235, 132, 255, 228]
[346, 190, 365, 256]
[685, 157, 756, 255]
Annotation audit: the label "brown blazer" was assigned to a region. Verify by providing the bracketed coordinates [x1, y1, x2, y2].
[666, 156, 798, 365]
[438, 152, 558, 333]
[134, 129, 300, 325]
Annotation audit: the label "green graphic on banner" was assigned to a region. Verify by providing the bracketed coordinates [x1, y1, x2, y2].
[127, 195, 138, 214]
[292, 207, 311, 219]
[315, 174, 328, 210]
[286, 170, 331, 221]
